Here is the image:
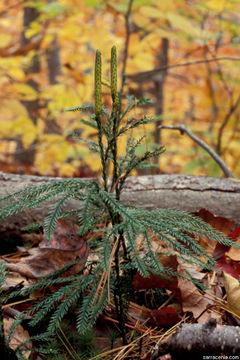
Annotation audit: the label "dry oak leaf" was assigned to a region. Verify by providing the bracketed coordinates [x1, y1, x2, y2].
[4, 317, 32, 359]
[6, 220, 89, 279]
[223, 272, 240, 316]
[226, 238, 240, 262]
[178, 275, 210, 323]
[194, 209, 235, 258]
[178, 265, 221, 323]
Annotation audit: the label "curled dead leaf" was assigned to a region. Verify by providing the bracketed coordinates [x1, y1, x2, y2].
[223, 272, 240, 316]
[4, 316, 32, 359]
[5, 219, 89, 279]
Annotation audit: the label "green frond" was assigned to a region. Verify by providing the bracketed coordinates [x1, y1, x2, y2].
[136, 97, 153, 106]
[118, 116, 157, 137]
[76, 277, 109, 334]
[120, 94, 135, 120]
[17, 342, 58, 358]
[102, 233, 114, 269]
[4, 262, 85, 304]
[67, 130, 100, 153]
[125, 224, 149, 277]
[0, 260, 7, 290]
[101, 105, 111, 121]
[65, 104, 94, 112]
[79, 118, 98, 130]
[7, 311, 27, 345]
[127, 207, 221, 269]
[22, 223, 43, 233]
[97, 189, 136, 224]
[125, 146, 165, 173]
[0, 179, 94, 221]
[118, 136, 132, 174]
[29, 282, 79, 327]
[44, 195, 70, 240]
[47, 286, 82, 334]
[78, 191, 98, 235]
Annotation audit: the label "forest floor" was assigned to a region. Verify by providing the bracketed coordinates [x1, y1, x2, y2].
[1, 208, 240, 359]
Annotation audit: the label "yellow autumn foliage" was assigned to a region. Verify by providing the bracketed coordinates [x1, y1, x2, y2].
[13, 84, 38, 101]
[0, 0, 239, 178]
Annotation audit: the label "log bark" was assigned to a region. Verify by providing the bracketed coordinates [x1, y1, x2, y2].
[0, 172, 240, 234]
[150, 319, 240, 359]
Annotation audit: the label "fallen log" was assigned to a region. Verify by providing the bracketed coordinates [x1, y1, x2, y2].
[0, 172, 240, 234]
[150, 318, 240, 359]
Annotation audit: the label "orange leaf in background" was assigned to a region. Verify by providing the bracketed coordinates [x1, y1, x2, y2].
[64, 63, 86, 84]
[106, 4, 121, 16]
[0, 34, 43, 57]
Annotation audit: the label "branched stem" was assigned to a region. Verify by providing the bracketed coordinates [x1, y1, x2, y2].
[95, 115, 108, 191]
[114, 234, 127, 344]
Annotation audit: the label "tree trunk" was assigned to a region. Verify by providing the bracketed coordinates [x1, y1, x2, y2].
[153, 37, 169, 172]
[45, 32, 62, 135]
[0, 172, 239, 234]
[15, 6, 41, 165]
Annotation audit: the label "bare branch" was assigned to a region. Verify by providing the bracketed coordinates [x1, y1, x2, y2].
[128, 56, 240, 83]
[203, 46, 219, 132]
[121, 0, 134, 88]
[159, 124, 233, 178]
[216, 95, 240, 155]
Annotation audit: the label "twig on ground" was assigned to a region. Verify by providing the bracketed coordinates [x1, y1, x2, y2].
[150, 319, 240, 359]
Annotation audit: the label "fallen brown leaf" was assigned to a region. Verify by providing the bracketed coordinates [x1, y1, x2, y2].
[177, 265, 221, 323]
[223, 272, 240, 316]
[5, 219, 89, 279]
[4, 316, 32, 359]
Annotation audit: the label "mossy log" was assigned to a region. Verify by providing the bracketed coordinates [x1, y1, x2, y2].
[0, 172, 239, 234]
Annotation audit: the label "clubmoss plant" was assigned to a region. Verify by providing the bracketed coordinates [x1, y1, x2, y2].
[0, 46, 235, 349]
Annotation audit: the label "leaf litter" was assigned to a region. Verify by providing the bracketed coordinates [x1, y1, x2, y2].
[1, 209, 240, 359]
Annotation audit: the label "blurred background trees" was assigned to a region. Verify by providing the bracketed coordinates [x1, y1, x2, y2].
[0, 0, 239, 177]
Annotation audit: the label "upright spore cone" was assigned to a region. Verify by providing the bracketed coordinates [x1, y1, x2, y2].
[111, 46, 117, 97]
[95, 49, 102, 116]
[111, 46, 120, 110]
